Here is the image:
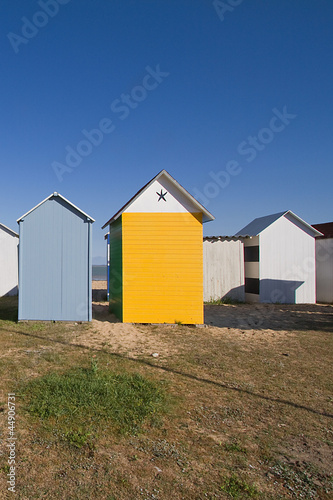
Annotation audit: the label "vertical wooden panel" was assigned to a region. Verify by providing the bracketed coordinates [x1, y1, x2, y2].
[203, 239, 245, 302]
[260, 217, 316, 304]
[0, 226, 18, 297]
[109, 217, 123, 320]
[18, 196, 93, 321]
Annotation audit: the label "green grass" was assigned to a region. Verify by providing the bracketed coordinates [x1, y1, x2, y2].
[220, 474, 259, 498]
[224, 440, 247, 454]
[205, 296, 244, 305]
[0, 298, 332, 499]
[0, 295, 18, 322]
[268, 461, 332, 499]
[21, 361, 168, 445]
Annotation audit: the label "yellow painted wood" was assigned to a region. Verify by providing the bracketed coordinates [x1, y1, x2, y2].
[122, 212, 203, 324]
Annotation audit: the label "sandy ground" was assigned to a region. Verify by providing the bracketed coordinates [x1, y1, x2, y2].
[78, 301, 181, 358]
[83, 281, 333, 359]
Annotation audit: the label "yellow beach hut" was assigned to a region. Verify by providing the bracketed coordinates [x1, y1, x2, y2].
[102, 170, 214, 324]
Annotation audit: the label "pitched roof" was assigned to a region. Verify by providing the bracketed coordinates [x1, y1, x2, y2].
[312, 222, 333, 239]
[17, 192, 95, 223]
[101, 170, 215, 228]
[0, 223, 19, 238]
[235, 210, 322, 237]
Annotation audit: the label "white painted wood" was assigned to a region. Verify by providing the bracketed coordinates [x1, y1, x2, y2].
[125, 178, 203, 215]
[316, 238, 333, 303]
[102, 170, 214, 227]
[0, 225, 18, 297]
[259, 216, 316, 303]
[203, 238, 244, 302]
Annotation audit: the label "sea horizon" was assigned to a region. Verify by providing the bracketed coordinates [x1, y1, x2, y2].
[92, 265, 107, 281]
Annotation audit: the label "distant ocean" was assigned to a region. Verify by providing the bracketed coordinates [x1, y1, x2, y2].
[92, 265, 107, 281]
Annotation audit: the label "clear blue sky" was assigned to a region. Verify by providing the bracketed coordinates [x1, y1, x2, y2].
[1, 0, 332, 263]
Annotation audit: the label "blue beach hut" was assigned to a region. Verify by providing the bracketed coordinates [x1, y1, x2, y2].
[17, 192, 94, 321]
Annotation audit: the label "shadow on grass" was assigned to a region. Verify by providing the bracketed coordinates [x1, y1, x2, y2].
[0, 296, 18, 322]
[5, 327, 333, 420]
[1, 299, 332, 418]
[2, 299, 332, 333]
[204, 303, 333, 332]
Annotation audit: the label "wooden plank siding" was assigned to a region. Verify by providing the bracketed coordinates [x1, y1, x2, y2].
[18, 195, 93, 321]
[121, 212, 203, 324]
[0, 225, 18, 297]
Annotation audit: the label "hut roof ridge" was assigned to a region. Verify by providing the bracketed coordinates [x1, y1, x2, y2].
[235, 210, 322, 237]
[17, 192, 95, 223]
[101, 170, 214, 228]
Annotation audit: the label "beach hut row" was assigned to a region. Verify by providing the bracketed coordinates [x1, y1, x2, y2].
[203, 211, 329, 304]
[0, 171, 214, 323]
[0, 170, 332, 324]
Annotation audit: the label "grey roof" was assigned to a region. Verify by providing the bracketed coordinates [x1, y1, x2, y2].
[0, 223, 19, 238]
[235, 211, 285, 236]
[235, 210, 322, 237]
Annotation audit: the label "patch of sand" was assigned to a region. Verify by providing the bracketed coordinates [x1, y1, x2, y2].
[73, 303, 180, 358]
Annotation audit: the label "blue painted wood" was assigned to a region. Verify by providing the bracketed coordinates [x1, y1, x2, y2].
[18, 194, 93, 321]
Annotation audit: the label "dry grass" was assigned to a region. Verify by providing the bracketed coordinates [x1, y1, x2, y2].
[0, 296, 332, 499]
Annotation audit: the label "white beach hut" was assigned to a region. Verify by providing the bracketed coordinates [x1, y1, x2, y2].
[0, 223, 19, 297]
[235, 211, 322, 304]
